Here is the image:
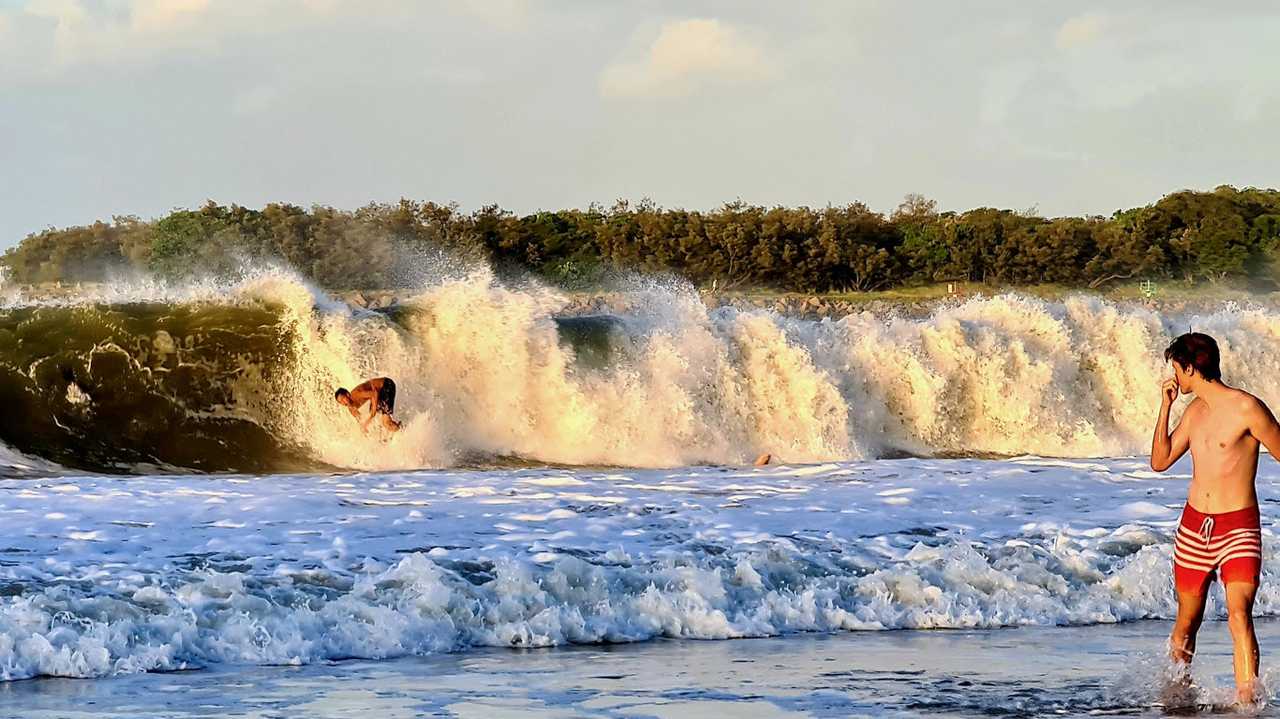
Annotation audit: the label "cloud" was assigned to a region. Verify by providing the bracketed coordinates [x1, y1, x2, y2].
[5, 0, 214, 68]
[599, 18, 776, 100]
[130, 0, 211, 35]
[450, 0, 528, 31]
[230, 84, 280, 117]
[24, 0, 89, 26]
[1055, 12, 1108, 50]
[1, 0, 374, 75]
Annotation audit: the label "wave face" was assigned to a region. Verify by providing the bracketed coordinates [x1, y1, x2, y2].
[2, 270, 1280, 472]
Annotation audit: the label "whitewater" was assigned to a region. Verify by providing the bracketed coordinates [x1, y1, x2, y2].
[4, 456, 1278, 682]
[5, 269, 1280, 714]
[4, 267, 1280, 474]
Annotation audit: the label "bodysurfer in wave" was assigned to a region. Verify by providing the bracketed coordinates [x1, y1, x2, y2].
[335, 377, 402, 434]
[1151, 332, 1280, 706]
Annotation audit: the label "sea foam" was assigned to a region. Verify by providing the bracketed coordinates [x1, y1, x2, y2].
[0, 456, 1274, 681]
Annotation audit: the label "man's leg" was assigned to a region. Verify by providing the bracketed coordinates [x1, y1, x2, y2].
[1162, 581, 1210, 709]
[1170, 582, 1210, 666]
[376, 387, 400, 433]
[1225, 580, 1261, 704]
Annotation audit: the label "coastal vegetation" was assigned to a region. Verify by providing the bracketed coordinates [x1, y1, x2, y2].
[4, 186, 1279, 292]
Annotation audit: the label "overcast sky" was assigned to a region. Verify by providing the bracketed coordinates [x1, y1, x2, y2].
[1, 1, 1278, 247]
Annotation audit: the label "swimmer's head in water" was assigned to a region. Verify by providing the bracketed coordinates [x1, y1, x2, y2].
[334, 388, 351, 405]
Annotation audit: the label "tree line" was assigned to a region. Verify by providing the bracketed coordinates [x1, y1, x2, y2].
[5, 185, 1280, 292]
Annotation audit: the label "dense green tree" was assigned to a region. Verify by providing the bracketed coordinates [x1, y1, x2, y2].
[5, 187, 1280, 292]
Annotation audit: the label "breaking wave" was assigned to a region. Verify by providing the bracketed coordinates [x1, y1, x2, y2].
[0, 543, 1197, 681]
[2, 268, 1278, 473]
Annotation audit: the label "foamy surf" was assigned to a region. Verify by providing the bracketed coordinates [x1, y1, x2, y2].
[0, 456, 1275, 682]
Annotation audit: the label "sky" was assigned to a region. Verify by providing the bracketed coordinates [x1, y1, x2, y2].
[1, 0, 1278, 247]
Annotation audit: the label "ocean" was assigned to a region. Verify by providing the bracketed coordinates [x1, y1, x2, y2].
[2, 270, 1279, 716]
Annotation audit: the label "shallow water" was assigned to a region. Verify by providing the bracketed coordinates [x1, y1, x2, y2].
[5, 619, 1276, 718]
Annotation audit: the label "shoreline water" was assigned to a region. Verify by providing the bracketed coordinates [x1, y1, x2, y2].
[5, 620, 1276, 718]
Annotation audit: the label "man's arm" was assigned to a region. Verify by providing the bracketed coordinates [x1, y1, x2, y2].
[347, 387, 373, 430]
[357, 379, 387, 432]
[1152, 379, 1192, 471]
[1247, 397, 1280, 459]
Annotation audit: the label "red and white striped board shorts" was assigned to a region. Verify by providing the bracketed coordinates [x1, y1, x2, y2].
[1173, 503, 1263, 592]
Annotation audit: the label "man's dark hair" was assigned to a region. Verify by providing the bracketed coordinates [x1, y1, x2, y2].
[335, 388, 349, 400]
[1164, 332, 1222, 381]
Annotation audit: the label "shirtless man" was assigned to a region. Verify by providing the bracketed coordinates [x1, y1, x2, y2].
[335, 377, 402, 433]
[1151, 332, 1280, 705]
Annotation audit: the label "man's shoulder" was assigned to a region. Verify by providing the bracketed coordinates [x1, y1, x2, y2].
[1217, 387, 1275, 429]
[1228, 387, 1268, 412]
